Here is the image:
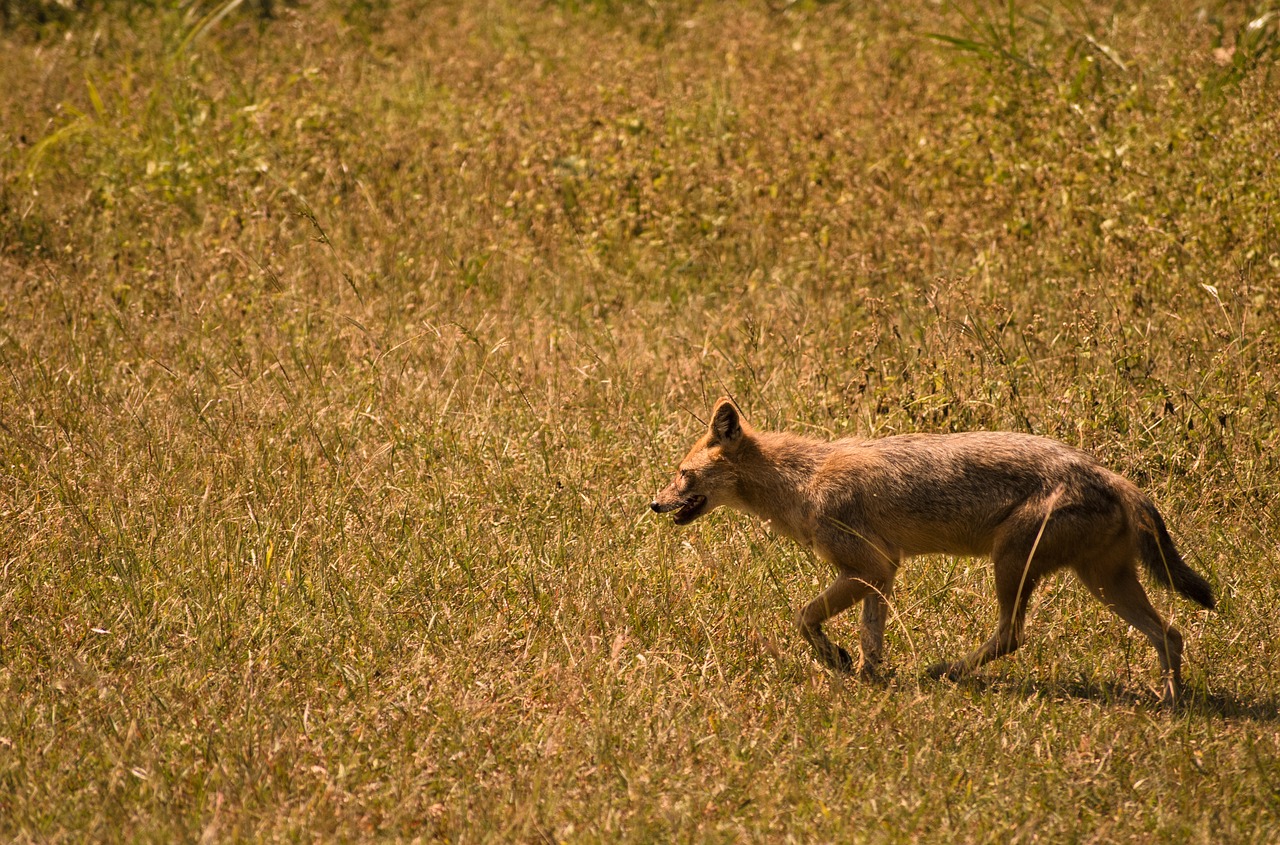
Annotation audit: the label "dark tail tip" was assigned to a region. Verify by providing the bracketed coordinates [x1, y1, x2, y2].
[1137, 501, 1215, 610]
[1177, 570, 1216, 610]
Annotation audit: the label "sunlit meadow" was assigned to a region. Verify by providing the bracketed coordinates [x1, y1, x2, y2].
[2, 1, 1279, 841]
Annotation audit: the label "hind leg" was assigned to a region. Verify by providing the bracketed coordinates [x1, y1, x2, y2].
[929, 562, 1041, 682]
[1078, 564, 1184, 705]
[930, 504, 1062, 682]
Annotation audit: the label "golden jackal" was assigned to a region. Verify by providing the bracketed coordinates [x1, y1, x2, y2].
[651, 398, 1214, 704]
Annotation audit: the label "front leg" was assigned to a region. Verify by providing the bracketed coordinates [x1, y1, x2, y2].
[796, 575, 872, 674]
[859, 588, 890, 678]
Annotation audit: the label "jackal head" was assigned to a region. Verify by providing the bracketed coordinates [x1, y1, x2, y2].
[650, 397, 747, 526]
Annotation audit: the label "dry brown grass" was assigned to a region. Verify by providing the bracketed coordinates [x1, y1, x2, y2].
[2, 1, 1279, 841]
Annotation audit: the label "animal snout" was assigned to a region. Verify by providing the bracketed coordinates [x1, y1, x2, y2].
[649, 500, 663, 513]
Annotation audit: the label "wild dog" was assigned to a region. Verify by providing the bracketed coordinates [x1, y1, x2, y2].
[651, 397, 1215, 704]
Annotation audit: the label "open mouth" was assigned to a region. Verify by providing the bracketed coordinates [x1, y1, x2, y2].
[672, 495, 707, 525]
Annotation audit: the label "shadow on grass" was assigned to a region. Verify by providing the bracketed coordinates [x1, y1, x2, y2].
[1180, 691, 1280, 722]
[933, 673, 1280, 721]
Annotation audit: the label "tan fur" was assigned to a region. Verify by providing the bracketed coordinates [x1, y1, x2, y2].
[651, 398, 1215, 705]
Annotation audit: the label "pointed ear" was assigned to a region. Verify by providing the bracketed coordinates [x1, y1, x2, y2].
[709, 397, 744, 447]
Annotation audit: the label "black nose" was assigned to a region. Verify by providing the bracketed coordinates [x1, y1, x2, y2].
[649, 500, 662, 513]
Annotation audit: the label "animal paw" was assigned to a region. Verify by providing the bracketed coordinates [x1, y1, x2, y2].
[926, 660, 966, 682]
[1160, 676, 1183, 709]
[818, 644, 855, 674]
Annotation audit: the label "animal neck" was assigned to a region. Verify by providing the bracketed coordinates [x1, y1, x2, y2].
[733, 432, 829, 536]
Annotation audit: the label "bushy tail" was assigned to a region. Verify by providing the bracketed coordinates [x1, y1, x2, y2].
[1134, 497, 1215, 610]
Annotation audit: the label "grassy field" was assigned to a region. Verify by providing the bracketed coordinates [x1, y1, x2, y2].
[3, 0, 1280, 840]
